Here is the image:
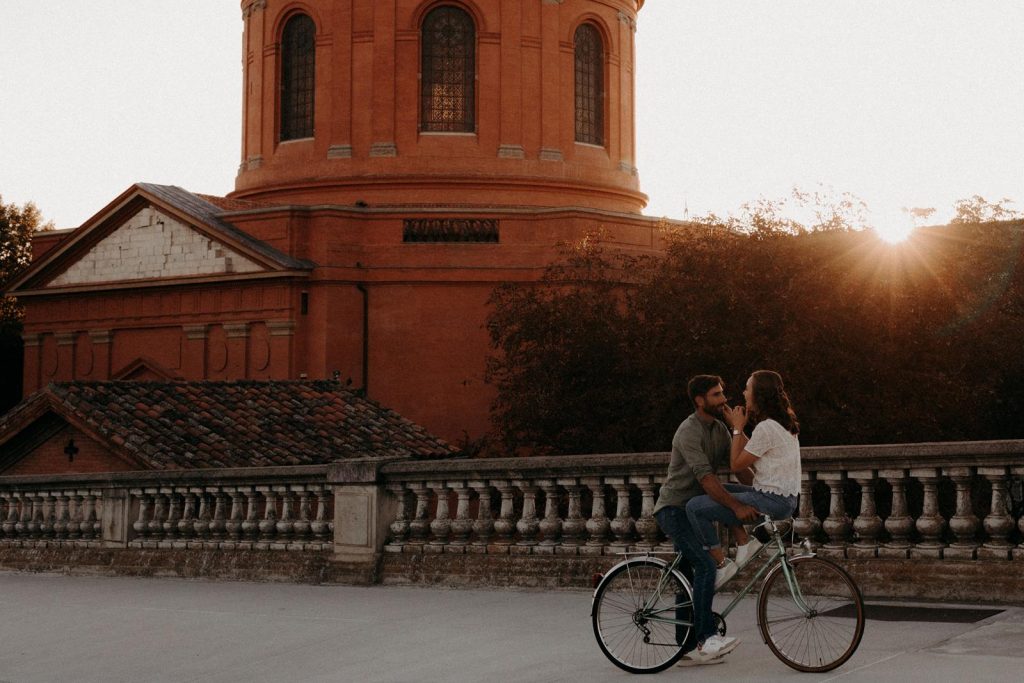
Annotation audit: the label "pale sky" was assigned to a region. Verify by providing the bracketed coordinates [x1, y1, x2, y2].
[1, 1, 1021, 232]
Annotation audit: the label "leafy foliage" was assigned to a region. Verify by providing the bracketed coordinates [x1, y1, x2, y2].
[1, 195, 52, 412]
[486, 200, 1024, 454]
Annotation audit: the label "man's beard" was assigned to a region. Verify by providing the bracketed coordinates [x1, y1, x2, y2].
[707, 402, 726, 419]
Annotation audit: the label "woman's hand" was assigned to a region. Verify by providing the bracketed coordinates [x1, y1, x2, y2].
[723, 404, 748, 431]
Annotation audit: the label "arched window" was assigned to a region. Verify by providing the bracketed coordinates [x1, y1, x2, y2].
[421, 7, 476, 133]
[574, 23, 604, 146]
[280, 14, 316, 141]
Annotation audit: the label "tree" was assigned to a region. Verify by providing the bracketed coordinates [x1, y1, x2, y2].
[1, 195, 52, 412]
[485, 198, 1024, 454]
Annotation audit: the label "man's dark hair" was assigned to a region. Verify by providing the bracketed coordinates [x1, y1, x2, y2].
[687, 374, 724, 408]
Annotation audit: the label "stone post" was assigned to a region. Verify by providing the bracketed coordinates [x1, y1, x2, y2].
[327, 457, 404, 584]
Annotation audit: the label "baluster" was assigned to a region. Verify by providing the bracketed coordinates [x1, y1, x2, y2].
[194, 490, 212, 541]
[910, 468, 946, 558]
[491, 481, 518, 548]
[1, 493, 16, 538]
[608, 478, 635, 552]
[39, 492, 55, 539]
[449, 484, 473, 548]
[52, 492, 70, 541]
[978, 467, 1013, 560]
[131, 489, 150, 541]
[386, 484, 411, 550]
[225, 488, 244, 543]
[257, 486, 278, 545]
[468, 481, 494, 551]
[240, 488, 261, 543]
[537, 480, 563, 551]
[632, 476, 659, 550]
[147, 489, 166, 541]
[14, 493, 28, 539]
[274, 486, 294, 545]
[29, 493, 45, 539]
[178, 491, 198, 540]
[426, 481, 452, 551]
[559, 479, 586, 552]
[582, 477, 610, 555]
[313, 486, 332, 546]
[293, 487, 312, 542]
[849, 471, 882, 558]
[818, 473, 851, 557]
[514, 480, 540, 548]
[162, 488, 181, 541]
[793, 472, 821, 548]
[66, 492, 82, 541]
[0, 494, 7, 540]
[79, 491, 97, 541]
[209, 489, 228, 542]
[879, 470, 913, 558]
[944, 467, 979, 559]
[91, 492, 102, 539]
[408, 483, 431, 546]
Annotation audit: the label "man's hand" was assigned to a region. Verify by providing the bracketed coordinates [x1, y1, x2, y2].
[731, 502, 760, 523]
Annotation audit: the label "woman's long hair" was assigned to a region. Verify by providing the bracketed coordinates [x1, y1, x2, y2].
[749, 370, 800, 435]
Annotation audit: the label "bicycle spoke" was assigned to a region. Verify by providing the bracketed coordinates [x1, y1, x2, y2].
[592, 560, 691, 674]
[757, 556, 864, 673]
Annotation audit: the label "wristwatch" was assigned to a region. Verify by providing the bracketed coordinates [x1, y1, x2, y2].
[732, 428, 742, 436]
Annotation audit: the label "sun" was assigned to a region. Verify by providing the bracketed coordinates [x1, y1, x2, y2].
[872, 209, 916, 243]
[874, 223, 915, 244]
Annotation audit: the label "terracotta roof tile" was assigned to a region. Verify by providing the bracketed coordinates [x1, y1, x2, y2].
[0, 380, 457, 469]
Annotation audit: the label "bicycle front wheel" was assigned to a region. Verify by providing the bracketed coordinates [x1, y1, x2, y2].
[757, 556, 865, 672]
[591, 559, 693, 674]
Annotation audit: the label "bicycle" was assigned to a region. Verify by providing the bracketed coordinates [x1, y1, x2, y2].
[591, 515, 865, 674]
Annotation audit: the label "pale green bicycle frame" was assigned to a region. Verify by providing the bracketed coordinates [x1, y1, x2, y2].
[639, 517, 813, 629]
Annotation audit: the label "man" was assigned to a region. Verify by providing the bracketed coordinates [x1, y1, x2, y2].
[653, 375, 759, 665]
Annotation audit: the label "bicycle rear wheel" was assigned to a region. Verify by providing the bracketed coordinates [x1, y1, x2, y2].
[591, 559, 693, 674]
[757, 556, 865, 672]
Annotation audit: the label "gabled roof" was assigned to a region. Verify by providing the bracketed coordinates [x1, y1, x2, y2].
[0, 381, 458, 470]
[7, 183, 313, 294]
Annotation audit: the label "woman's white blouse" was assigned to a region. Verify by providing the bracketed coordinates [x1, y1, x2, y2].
[745, 418, 801, 497]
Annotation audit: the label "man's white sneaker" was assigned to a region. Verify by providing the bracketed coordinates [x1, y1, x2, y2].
[734, 538, 763, 567]
[714, 559, 738, 590]
[693, 634, 740, 661]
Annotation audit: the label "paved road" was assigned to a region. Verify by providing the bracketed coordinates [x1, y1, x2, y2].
[0, 572, 1020, 682]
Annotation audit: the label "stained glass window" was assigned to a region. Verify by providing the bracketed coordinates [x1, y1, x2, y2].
[574, 24, 604, 145]
[280, 14, 316, 141]
[421, 7, 476, 133]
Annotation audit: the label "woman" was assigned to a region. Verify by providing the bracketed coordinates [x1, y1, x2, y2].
[684, 370, 802, 589]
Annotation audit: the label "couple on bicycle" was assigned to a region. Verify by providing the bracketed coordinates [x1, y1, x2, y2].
[653, 371, 801, 666]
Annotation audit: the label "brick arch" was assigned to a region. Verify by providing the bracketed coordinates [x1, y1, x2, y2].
[411, 0, 488, 34]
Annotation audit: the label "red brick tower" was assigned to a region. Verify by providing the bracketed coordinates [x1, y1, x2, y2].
[13, 0, 663, 445]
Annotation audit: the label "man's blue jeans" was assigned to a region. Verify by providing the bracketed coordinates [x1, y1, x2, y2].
[654, 505, 717, 649]
[685, 484, 797, 551]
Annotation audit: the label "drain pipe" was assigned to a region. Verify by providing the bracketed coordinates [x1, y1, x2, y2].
[356, 282, 369, 395]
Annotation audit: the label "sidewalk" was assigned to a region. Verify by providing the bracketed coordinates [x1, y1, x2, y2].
[0, 572, 1020, 682]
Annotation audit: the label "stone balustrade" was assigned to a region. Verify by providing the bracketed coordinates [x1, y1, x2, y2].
[0, 441, 1021, 595]
[0, 466, 334, 551]
[378, 441, 1024, 562]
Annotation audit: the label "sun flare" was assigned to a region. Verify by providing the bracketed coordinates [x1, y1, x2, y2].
[874, 224, 915, 243]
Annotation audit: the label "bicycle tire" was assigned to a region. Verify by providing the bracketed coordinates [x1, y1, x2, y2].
[591, 559, 693, 674]
[757, 555, 865, 672]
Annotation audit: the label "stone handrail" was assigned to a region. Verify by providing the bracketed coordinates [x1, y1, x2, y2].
[378, 440, 1024, 561]
[0, 440, 1021, 589]
[0, 465, 334, 551]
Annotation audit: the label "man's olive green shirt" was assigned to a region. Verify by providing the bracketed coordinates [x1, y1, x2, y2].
[653, 413, 732, 514]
